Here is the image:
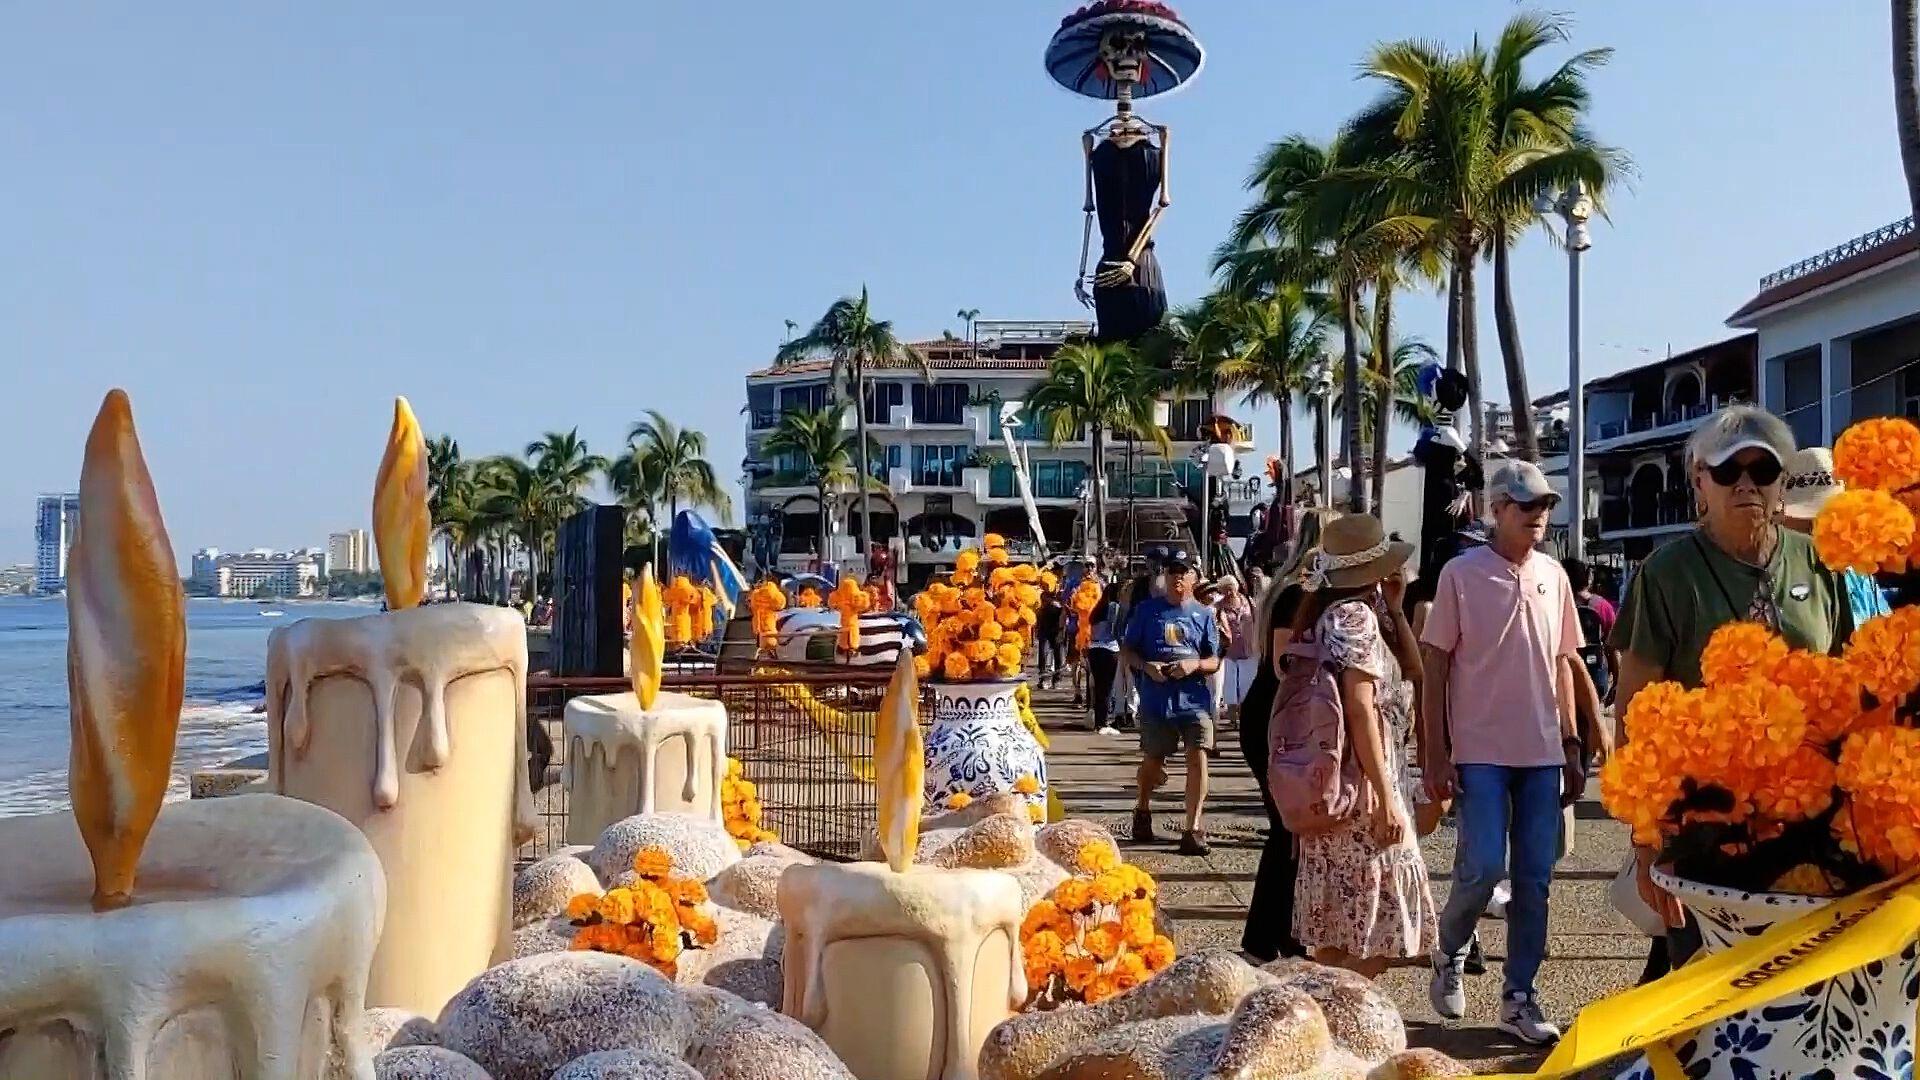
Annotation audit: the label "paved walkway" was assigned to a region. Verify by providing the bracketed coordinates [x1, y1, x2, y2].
[1030, 686, 1644, 1074]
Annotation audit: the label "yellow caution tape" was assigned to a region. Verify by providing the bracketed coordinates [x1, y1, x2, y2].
[1486, 868, 1920, 1080]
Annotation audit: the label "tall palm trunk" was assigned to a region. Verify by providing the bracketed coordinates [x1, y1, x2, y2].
[1899, 0, 1920, 217]
[1492, 222, 1539, 460]
[1457, 241, 1486, 453]
[817, 483, 831, 568]
[1312, 406, 1328, 505]
[1443, 265, 1459, 441]
[1091, 425, 1108, 553]
[1370, 283, 1394, 517]
[1278, 394, 1296, 508]
[1340, 285, 1368, 514]
[852, 355, 874, 570]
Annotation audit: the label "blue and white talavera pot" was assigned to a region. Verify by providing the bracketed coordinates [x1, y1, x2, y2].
[1622, 869, 1919, 1080]
[922, 680, 1047, 816]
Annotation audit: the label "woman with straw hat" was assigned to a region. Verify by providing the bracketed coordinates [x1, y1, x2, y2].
[1281, 513, 1436, 977]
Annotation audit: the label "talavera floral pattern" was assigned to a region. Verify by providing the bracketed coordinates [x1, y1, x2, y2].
[923, 682, 1047, 814]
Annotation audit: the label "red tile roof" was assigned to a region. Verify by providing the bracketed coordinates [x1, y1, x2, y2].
[1728, 217, 1918, 323]
[750, 342, 1054, 379]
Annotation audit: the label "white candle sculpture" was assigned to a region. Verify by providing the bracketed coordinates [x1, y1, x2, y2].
[267, 397, 535, 1018]
[0, 390, 384, 1080]
[781, 653, 1026, 1080]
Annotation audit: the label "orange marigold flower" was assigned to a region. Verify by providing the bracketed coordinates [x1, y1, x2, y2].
[1063, 956, 1099, 992]
[955, 549, 982, 576]
[631, 847, 674, 882]
[1600, 741, 1684, 848]
[913, 654, 932, 678]
[565, 892, 601, 923]
[1012, 774, 1039, 795]
[1078, 841, 1119, 874]
[946, 791, 973, 810]
[1022, 903, 1068, 940]
[1695, 679, 1806, 772]
[1619, 681, 1702, 745]
[1813, 489, 1916, 574]
[1082, 922, 1123, 962]
[1770, 863, 1845, 898]
[1700, 623, 1789, 688]
[1845, 605, 1920, 703]
[966, 639, 998, 663]
[943, 652, 973, 681]
[1772, 650, 1866, 742]
[1834, 416, 1920, 493]
[1113, 950, 1150, 990]
[1088, 871, 1126, 906]
[1121, 910, 1156, 949]
[1054, 878, 1094, 914]
[1027, 802, 1044, 823]
[1141, 935, 1177, 972]
[1750, 745, 1837, 823]
[597, 887, 639, 926]
[1084, 974, 1116, 1004]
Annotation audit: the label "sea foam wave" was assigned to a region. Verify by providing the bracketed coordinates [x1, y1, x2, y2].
[0, 694, 270, 817]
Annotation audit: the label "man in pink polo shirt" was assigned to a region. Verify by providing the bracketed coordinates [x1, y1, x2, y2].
[1418, 460, 1584, 1046]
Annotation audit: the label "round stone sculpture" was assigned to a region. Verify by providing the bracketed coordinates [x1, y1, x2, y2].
[686, 1003, 857, 1080]
[554, 1048, 705, 1079]
[373, 1045, 492, 1080]
[514, 852, 602, 929]
[436, 952, 692, 1080]
[365, 1007, 439, 1051]
[590, 812, 741, 887]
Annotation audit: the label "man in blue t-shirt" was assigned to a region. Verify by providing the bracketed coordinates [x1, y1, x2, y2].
[1121, 547, 1220, 855]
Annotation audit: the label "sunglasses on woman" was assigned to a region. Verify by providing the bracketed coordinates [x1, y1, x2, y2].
[1704, 456, 1784, 487]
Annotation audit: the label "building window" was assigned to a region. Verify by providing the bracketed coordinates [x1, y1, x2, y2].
[911, 383, 968, 425]
[779, 383, 833, 416]
[868, 444, 902, 481]
[989, 461, 1017, 499]
[747, 386, 777, 430]
[865, 382, 905, 425]
[911, 444, 966, 487]
[1165, 398, 1215, 442]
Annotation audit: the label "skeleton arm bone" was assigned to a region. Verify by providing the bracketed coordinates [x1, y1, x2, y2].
[1076, 131, 1096, 307]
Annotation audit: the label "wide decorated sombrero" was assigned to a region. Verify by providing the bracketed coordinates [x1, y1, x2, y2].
[1043, 0, 1204, 101]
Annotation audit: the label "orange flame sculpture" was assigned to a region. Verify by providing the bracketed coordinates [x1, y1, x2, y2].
[631, 566, 665, 710]
[67, 390, 187, 910]
[372, 396, 429, 610]
[874, 651, 924, 873]
[828, 576, 873, 653]
[748, 580, 786, 651]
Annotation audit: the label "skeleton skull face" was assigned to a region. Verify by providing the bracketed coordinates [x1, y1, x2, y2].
[1098, 28, 1148, 85]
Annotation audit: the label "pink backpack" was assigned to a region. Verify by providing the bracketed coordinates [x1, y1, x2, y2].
[1267, 604, 1373, 835]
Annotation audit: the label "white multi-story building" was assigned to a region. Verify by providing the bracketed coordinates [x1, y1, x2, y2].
[204, 549, 321, 598]
[742, 318, 1256, 586]
[1730, 215, 1920, 447]
[34, 493, 80, 594]
[327, 529, 371, 576]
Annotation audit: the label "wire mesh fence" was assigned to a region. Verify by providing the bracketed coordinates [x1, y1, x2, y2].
[521, 664, 919, 863]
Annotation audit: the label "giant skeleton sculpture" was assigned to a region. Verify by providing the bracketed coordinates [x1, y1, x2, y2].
[1047, 1, 1204, 344]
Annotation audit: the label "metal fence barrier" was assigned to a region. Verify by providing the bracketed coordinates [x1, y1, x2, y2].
[522, 665, 914, 863]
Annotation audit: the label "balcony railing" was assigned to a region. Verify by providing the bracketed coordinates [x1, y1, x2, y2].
[1591, 396, 1744, 442]
[1598, 491, 1695, 533]
[1758, 216, 1915, 290]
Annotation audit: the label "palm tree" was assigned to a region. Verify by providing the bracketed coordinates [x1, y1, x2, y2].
[473, 456, 549, 602]
[627, 410, 731, 529]
[1349, 20, 1623, 459]
[777, 288, 928, 568]
[762, 402, 876, 565]
[525, 428, 607, 580]
[605, 449, 666, 568]
[1200, 286, 1334, 509]
[1218, 134, 1432, 513]
[1027, 341, 1168, 552]
[1898, 0, 1920, 217]
[956, 307, 981, 341]
[426, 434, 464, 596]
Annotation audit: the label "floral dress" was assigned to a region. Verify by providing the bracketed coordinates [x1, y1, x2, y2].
[1290, 598, 1439, 961]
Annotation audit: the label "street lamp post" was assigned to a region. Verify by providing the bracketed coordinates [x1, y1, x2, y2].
[1307, 358, 1334, 508]
[1538, 181, 1593, 560]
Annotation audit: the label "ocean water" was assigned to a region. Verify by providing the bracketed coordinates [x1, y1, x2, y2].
[0, 595, 375, 817]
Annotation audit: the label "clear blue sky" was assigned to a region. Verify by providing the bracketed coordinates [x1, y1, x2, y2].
[0, 3, 1906, 566]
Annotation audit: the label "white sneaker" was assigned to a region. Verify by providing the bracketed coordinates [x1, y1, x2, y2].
[1497, 992, 1561, 1045]
[1428, 953, 1466, 1021]
[1097, 725, 1120, 737]
[1485, 881, 1511, 919]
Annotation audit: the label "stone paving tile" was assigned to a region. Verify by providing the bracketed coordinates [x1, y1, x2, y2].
[1032, 689, 1642, 1076]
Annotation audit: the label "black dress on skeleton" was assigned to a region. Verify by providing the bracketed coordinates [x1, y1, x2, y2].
[1090, 138, 1167, 344]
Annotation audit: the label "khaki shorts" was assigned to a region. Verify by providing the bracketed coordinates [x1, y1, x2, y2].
[1140, 713, 1214, 757]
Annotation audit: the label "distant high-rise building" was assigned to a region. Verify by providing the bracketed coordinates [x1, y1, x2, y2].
[327, 529, 371, 575]
[34, 493, 80, 594]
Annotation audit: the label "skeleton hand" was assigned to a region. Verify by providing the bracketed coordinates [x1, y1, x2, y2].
[1074, 276, 1094, 308]
[1095, 259, 1137, 287]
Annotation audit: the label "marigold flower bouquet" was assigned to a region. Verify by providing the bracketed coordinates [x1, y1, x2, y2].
[910, 535, 1055, 682]
[721, 756, 779, 851]
[1019, 842, 1176, 1006]
[565, 845, 719, 978]
[1599, 417, 1920, 895]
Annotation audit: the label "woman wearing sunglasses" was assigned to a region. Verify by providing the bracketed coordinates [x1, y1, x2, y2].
[1610, 404, 1855, 980]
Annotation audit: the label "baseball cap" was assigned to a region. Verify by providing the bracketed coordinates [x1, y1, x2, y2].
[1159, 547, 1196, 571]
[1687, 404, 1796, 468]
[1485, 459, 1558, 506]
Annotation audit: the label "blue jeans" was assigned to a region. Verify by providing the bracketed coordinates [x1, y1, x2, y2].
[1437, 764, 1563, 997]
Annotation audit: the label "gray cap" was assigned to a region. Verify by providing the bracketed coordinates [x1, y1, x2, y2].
[1485, 459, 1558, 505]
[1687, 404, 1796, 468]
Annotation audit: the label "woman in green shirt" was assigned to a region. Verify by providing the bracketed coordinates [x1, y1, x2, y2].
[1610, 405, 1853, 980]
